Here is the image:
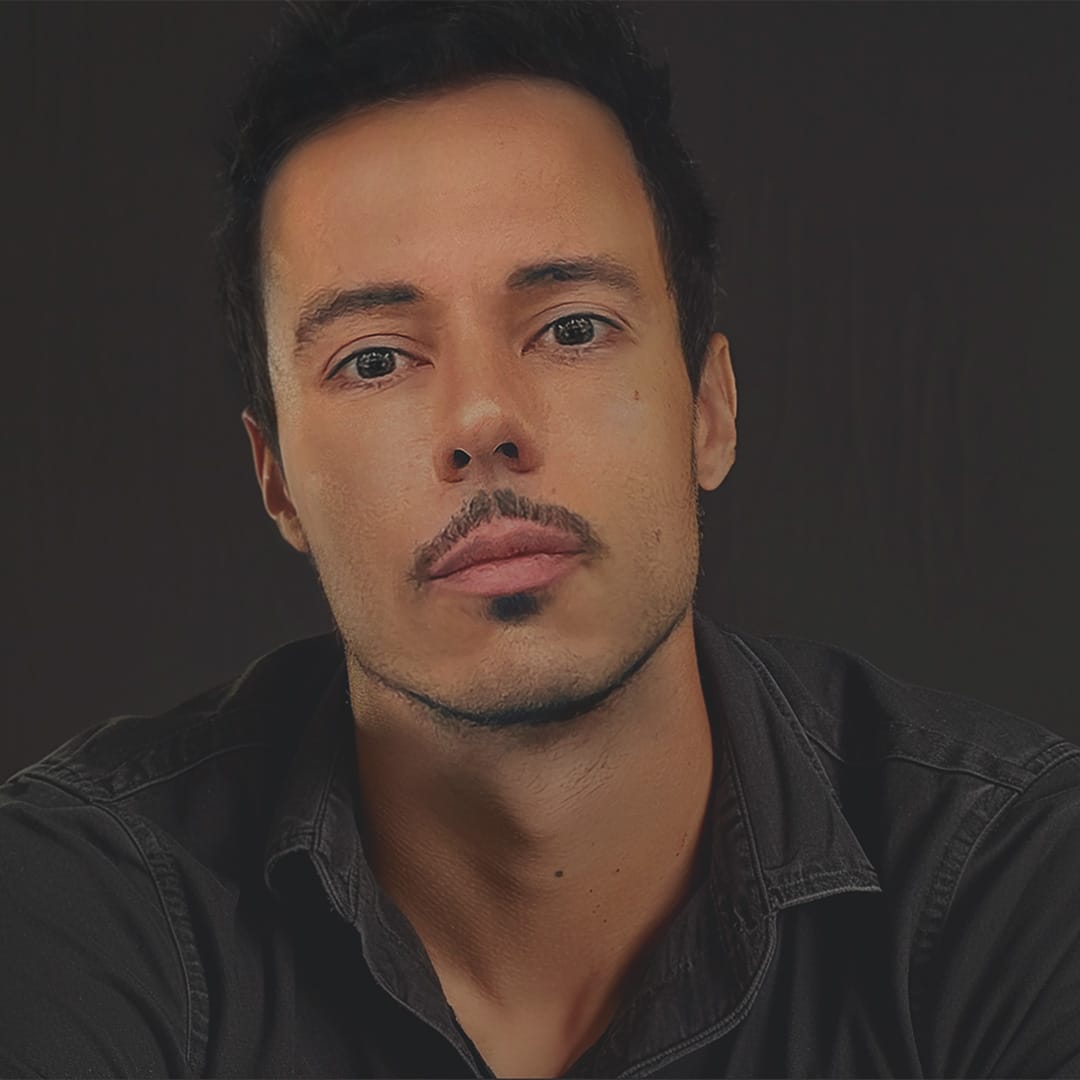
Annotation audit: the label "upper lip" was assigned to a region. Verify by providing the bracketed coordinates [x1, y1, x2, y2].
[427, 521, 585, 580]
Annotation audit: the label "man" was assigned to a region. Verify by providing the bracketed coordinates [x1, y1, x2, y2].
[2, 2, 1078, 1077]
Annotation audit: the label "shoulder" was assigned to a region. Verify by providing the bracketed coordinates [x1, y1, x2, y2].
[731, 627, 1076, 786]
[719, 623, 1079, 918]
[4, 628, 343, 885]
[722, 627, 1080, 1072]
[0, 773, 193, 1075]
[0, 629, 343, 1076]
[911, 747, 1080, 1075]
[9, 630, 344, 802]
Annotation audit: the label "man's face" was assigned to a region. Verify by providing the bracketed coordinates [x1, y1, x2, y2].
[246, 75, 736, 731]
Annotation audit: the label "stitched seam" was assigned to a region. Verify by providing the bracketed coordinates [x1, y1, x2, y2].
[98, 742, 276, 801]
[756, 634, 1074, 778]
[915, 753, 1080, 1075]
[15, 775, 203, 1074]
[802, 729, 1028, 789]
[908, 782, 1018, 1074]
[117, 811, 210, 1077]
[808, 722, 1072, 786]
[33, 703, 297, 794]
[768, 866, 881, 906]
[727, 633, 849, 816]
[615, 916, 780, 1079]
[85, 802, 199, 1071]
[712, 678, 775, 929]
[310, 732, 341, 879]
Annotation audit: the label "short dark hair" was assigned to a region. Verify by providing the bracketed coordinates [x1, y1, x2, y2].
[214, 0, 725, 468]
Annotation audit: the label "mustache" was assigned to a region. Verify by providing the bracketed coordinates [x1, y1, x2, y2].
[410, 488, 602, 584]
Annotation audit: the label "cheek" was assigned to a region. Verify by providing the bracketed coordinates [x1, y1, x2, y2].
[592, 365, 693, 475]
[279, 408, 391, 540]
[587, 383, 695, 545]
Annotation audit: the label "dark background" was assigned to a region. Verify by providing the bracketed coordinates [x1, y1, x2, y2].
[4, 1, 1078, 778]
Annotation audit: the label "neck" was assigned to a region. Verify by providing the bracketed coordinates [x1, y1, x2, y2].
[347, 612, 718, 1019]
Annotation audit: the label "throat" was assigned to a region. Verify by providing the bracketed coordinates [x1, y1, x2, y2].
[447, 981, 624, 1080]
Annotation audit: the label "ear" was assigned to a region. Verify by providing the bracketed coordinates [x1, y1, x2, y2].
[241, 408, 310, 554]
[692, 333, 737, 492]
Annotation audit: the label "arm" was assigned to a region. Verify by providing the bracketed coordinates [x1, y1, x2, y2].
[917, 752, 1080, 1078]
[0, 778, 192, 1078]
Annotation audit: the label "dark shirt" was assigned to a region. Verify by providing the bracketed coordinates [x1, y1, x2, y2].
[2, 608, 1079, 1079]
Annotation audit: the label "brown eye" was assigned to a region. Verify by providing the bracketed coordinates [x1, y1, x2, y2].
[350, 348, 397, 379]
[551, 314, 597, 346]
[330, 346, 405, 385]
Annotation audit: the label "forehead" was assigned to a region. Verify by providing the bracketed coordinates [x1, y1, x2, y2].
[259, 76, 666, 335]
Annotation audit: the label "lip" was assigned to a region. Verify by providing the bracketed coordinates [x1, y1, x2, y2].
[426, 521, 585, 581]
[430, 551, 583, 596]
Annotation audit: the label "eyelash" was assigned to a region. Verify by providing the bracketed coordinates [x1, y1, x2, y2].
[327, 312, 619, 389]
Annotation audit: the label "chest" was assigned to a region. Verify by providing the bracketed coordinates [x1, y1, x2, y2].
[446, 991, 619, 1079]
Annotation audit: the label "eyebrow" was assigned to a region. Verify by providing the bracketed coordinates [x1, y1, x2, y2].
[292, 254, 645, 354]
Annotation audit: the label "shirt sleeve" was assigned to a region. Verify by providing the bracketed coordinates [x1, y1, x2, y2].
[918, 751, 1080, 1078]
[0, 777, 193, 1078]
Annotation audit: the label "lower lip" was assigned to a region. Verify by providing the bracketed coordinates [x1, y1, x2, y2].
[430, 552, 583, 596]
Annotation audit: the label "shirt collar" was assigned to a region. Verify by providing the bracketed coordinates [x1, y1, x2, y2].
[579, 610, 882, 1073]
[696, 611, 883, 912]
[262, 608, 882, 1071]
[262, 643, 460, 1047]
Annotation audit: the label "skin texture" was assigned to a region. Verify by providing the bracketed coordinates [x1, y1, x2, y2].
[244, 75, 737, 1077]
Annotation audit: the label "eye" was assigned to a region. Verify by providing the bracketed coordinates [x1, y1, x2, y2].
[544, 312, 609, 349]
[327, 312, 618, 389]
[532, 311, 621, 357]
[328, 345, 408, 387]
